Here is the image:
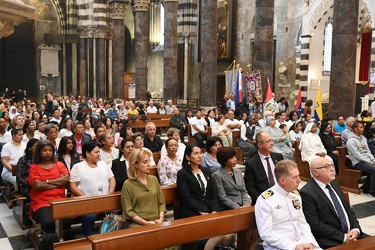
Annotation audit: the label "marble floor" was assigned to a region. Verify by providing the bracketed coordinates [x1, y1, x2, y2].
[1, 179, 375, 249]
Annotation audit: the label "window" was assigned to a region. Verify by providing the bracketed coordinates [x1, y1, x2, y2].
[323, 22, 333, 75]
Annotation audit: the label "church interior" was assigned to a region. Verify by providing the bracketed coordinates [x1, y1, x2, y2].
[2, 0, 375, 249]
[0, 0, 373, 117]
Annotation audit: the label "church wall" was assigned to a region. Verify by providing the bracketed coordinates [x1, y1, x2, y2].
[274, 0, 304, 107]
[35, 20, 62, 98]
[307, 23, 329, 103]
[147, 50, 164, 97]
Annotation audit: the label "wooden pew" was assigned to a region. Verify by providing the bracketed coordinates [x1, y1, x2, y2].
[11, 164, 33, 229]
[50, 185, 178, 242]
[232, 130, 245, 164]
[293, 141, 310, 181]
[335, 146, 363, 194]
[186, 124, 212, 145]
[86, 206, 255, 250]
[327, 235, 375, 250]
[128, 119, 170, 130]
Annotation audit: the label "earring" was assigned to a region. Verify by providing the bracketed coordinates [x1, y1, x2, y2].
[188, 161, 190, 165]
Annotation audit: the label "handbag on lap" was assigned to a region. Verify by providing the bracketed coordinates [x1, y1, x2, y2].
[100, 213, 127, 234]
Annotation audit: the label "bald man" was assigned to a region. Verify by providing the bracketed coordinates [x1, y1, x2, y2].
[300, 157, 363, 249]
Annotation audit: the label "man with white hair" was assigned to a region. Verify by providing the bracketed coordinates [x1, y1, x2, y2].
[143, 122, 163, 152]
[165, 100, 175, 114]
[146, 101, 158, 114]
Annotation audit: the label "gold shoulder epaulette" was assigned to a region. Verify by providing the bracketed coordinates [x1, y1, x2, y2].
[261, 189, 274, 199]
[291, 190, 300, 196]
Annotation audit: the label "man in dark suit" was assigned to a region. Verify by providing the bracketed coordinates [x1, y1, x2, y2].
[244, 132, 284, 205]
[170, 107, 186, 144]
[300, 157, 363, 249]
[70, 121, 92, 158]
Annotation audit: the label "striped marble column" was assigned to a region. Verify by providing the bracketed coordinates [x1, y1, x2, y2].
[299, 35, 311, 104]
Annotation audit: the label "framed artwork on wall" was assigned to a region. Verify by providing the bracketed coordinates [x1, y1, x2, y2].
[217, 0, 234, 59]
[310, 79, 319, 90]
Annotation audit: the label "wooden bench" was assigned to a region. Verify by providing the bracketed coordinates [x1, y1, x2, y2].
[11, 164, 33, 229]
[294, 140, 310, 181]
[335, 146, 363, 194]
[232, 130, 245, 164]
[49, 185, 178, 242]
[327, 235, 375, 250]
[186, 124, 212, 145]
[86, 206, 255, 250]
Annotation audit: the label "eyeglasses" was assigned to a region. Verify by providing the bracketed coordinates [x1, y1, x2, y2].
[135, 138, 144, 142]
[315, 164, 334, 170]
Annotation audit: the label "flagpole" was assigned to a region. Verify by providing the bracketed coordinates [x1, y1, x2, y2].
[224, 59, 236, 72]
[231, 60, 236, 95]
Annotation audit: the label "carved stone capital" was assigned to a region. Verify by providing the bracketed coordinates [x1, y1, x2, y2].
[78, 28, 94, 38]
[93, 29, 111, 39]
[57, 34, 80, 43]
[109, 1, 129, 19]
[132, 0, 149, 12]
[0, 20, 15, 39]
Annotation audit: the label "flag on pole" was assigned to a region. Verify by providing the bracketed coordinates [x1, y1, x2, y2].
[263, 78, 276, 113]
[314, 85, 323, 122]
[295, 87, 302, 119]
[235, 70, 243, 104]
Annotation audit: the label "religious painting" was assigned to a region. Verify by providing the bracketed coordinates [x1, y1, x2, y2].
[217, 0, 234, 59]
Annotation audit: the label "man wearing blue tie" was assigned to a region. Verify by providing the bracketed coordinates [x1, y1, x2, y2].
[300, 157, 363, 248]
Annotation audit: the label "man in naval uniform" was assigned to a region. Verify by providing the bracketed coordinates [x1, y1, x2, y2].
[255, 159, 322, 250]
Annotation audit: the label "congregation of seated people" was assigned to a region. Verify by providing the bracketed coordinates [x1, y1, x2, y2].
[1, 92, 375, 249]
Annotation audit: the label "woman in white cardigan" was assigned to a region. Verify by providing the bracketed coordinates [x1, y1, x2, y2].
[211, 114, 232, 146]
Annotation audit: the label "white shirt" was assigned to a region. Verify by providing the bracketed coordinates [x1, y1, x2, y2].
[225, 118, 240, 132]
[1, 141, 26, 174]
[146, 106, 158, 114]
[258, 152, 276, 184]
[255, 183, 322, 250]
[50, 117, 62, 124]
[70, 160, 114, 196]
[160, 142, 186, 159]
[0, 130, 11, 144]
[371, 101, 375, 119]
[190, 117, 207, 136]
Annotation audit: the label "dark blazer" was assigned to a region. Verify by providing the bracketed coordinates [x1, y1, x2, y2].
[213, 167, 251, 210]
[244, 152, 283, 205]
[70, 133, 92, 145]
[300, 178, 362, 249]
[177, 166, 218, 218]
[112, 158, 128, 191]
[58, 153, 80, 170]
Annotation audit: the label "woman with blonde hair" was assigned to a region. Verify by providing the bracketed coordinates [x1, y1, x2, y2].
[121, 148, 166, 227]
